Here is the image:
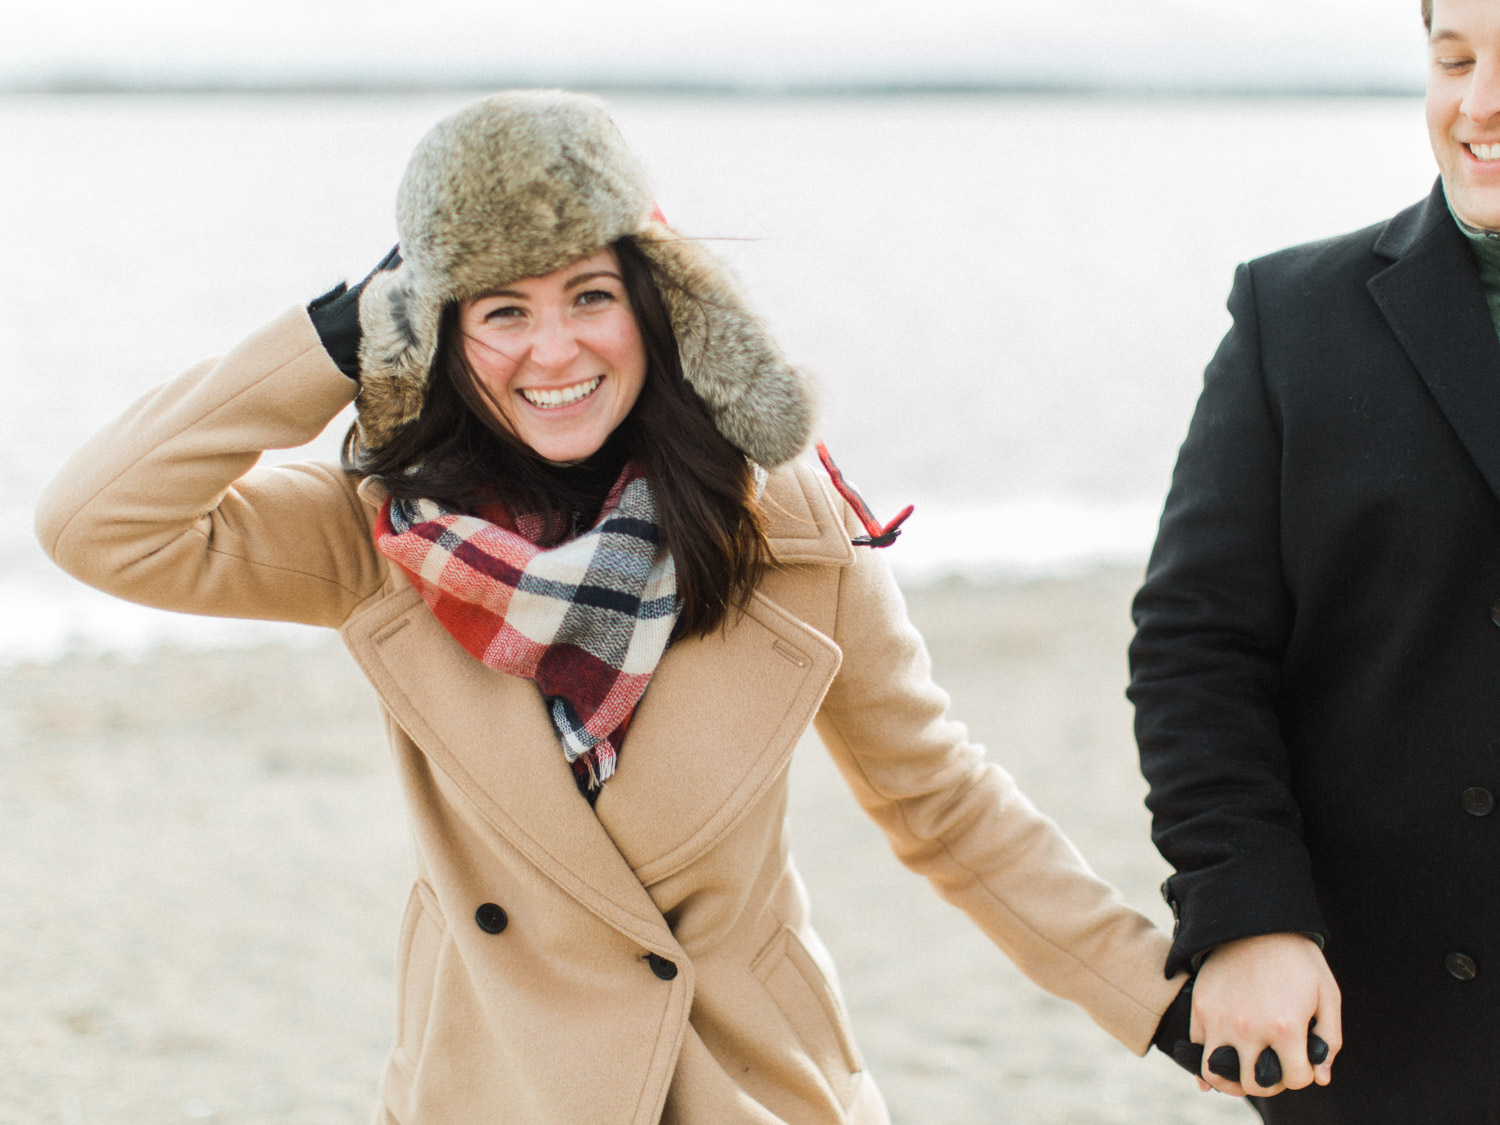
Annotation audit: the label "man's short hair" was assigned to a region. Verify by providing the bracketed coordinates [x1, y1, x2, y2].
[1424, 0, 1432, 31]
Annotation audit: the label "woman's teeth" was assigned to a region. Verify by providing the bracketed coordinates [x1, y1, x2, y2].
[1471, 142, 1500, 162]
[521, 377, 602, 408]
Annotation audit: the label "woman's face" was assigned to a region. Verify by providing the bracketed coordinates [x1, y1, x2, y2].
[457, 248, 647, 465]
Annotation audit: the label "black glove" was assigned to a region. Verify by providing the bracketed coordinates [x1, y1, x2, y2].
[1198, 1030, 1330, 1087]
[1154, 980, 1330, 1086]
[307, 244, 401, 380]
[1152, 977, 1197, 1072]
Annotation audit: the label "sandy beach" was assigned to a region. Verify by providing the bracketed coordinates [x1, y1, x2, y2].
[0, 568, 1255, 1125]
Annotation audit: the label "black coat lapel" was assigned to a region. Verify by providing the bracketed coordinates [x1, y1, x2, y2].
[1369, 180, 1500, 503]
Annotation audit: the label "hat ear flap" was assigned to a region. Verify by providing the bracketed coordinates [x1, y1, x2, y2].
[355, 265, 444, 451]
[637, 233, 815, 469]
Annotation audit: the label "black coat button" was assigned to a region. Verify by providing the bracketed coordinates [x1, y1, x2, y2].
[1446, 953, 1479, 981]
[1492, 601, 1500, 628]
[646, 953, 678, 981]
[474, 903, 508, 934]
[1463, 787, 1496, 817]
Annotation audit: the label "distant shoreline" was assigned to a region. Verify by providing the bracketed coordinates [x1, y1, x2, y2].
[1, 558, 1154, 668]
[0, 79, 1425, 99]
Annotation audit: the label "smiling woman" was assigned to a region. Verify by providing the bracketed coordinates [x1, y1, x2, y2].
[34, 89, 1190, 1124]
[455, 248, 647, 465]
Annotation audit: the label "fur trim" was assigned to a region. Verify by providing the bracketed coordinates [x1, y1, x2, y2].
[634, 230, 815, 469]
[355, 268, 435, 451]
[354, 89, 813, 467]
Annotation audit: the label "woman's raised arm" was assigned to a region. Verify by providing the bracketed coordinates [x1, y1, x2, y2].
[35, 307, 386, 629]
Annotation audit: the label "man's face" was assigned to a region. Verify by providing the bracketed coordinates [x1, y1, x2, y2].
[1427, 0, 1500, 230]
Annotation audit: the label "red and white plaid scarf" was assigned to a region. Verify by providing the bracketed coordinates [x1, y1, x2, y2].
[374, 463, 679, 800]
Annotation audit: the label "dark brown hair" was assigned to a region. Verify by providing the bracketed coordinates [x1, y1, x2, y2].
[1423, 0, 1432, 31]
[343, 236, 771, 639]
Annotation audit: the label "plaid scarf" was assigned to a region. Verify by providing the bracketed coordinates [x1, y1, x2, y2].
[374, 462, 679, 801]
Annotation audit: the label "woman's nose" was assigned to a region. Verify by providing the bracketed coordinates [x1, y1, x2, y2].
[527, 315, 582, 370]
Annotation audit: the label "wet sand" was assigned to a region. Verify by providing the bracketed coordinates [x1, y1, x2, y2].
[0, 568, 1254, 1125]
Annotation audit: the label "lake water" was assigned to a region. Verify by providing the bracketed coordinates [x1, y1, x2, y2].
[0, 91, 1439, 660]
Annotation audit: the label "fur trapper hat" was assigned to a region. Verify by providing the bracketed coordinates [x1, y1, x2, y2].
[355, 89, 813, 468]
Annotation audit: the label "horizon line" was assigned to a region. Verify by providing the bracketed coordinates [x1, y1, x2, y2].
[0, 77, 1426, 99]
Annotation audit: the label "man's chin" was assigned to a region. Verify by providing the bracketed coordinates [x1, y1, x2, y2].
[1448, 183, 1500, 234]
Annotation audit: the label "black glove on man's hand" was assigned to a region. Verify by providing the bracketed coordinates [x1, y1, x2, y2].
[307, 244, 402, 380]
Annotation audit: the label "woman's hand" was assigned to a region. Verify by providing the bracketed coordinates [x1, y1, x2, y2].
[307, 245, 402, 379]
[1190, 932, 1341, 1098]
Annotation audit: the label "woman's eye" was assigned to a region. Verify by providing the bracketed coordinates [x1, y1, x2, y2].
[484, 305, 525, 322]
[576, 289, 615, 307]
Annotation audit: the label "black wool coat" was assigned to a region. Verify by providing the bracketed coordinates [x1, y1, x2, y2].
[1130, 180, 1500, 1124]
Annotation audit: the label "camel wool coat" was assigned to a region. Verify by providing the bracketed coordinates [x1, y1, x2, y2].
[36, 308, 1183, 1124]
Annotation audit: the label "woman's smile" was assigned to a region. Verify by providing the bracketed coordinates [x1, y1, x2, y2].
[518, 375, 604, 409]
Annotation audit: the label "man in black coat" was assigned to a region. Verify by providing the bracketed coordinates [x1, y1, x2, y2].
[1130, 1, 1500, 1120]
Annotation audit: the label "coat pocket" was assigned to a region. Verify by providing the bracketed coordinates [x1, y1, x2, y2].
[392, 881, 446, 1076]
[752, 925, 864, 1107]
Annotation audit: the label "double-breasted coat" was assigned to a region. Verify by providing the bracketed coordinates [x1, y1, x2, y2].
[38, 306, 1182, 1124]
[1130, 180, 1500, 1123]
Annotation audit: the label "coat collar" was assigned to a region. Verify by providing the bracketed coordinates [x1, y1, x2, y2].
[1369, 178, 1500, 504]
[759, 458, 859, 567]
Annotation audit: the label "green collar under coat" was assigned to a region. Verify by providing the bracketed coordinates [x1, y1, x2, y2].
[1449, 200, 1500, 340]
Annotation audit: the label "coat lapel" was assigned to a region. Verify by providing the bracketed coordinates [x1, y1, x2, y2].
[589, 461, 853, 882]
[343, 586, 676, 951]
[1369, 179, 1500, 504]
[593, 590, 842, 885]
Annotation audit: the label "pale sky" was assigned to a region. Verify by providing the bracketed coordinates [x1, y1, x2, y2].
[3, 0, 1428, 92]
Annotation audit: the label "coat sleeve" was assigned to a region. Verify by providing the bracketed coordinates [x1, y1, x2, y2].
[1127, 262, 1328, 977]
[813, 519, 1185, 1056]
[34, 307, 387, 628]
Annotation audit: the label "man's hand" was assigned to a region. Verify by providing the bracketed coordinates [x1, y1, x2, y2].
[1190, 933, 1341, 1098]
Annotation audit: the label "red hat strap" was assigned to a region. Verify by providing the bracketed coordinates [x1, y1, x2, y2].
[815, 442, 913, 549]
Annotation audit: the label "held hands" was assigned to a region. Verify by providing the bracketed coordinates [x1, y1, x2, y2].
[1171, 1018, 1329, 1085]
[1187, 933, 1342, 1098]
